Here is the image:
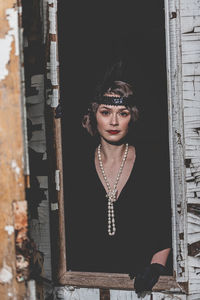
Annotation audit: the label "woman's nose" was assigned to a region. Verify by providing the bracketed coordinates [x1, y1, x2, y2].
[110, 113, 119, 126]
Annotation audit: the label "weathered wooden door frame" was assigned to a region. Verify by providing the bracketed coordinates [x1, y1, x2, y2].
[164, 0, 188, 291]
[47, 0, 188, 293]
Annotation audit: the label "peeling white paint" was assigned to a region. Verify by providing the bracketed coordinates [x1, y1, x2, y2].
[110, 289, 150, 300]
[28, 280, 37, 300]
[0, 264, 13, 284]
[54, 287, 99, 300]
[194, 26, 200, 32]
[179, 0, 200, 295]
[46, 40, 59, 107]
[50, 41, 58, 85]
[50, 89, 59, 107]
[0, 35, 13, 81]
[0, 8, 19, 81]
[6, 8, 19, 57]
[151, 293, 187, 300]
[49, 1, 57, 35]
[5, 225, 14, 235]
[55, 170, 60, 190]
[51, 202, 58, 211]
[11, 160, 20, 175]
[18, 5, 23, 16]
[8, 293, 13, 297]
[42, 1, 48, 43]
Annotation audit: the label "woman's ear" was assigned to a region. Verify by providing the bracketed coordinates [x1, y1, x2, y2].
[82, 114, 89, 129]
[82, 114, 94, 136]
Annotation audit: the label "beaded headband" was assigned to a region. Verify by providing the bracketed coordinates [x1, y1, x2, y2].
[97, 95, 135, 107]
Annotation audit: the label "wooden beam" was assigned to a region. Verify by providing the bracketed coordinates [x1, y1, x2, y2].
[0, 1, 27, 298]
[59, 271, 181, 292]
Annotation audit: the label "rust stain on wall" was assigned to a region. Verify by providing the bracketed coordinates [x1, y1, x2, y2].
[13, 201, 28, 241]
[13, 200, 30, 282]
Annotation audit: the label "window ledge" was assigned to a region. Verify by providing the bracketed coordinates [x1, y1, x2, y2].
[58, 272, 182, 292]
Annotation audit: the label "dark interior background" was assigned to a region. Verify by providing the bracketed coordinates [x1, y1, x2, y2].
[57, 0, 172, 273]
[58, 0, 169, 147]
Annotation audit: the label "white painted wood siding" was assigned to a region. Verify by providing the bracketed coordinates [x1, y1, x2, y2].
[180, 0, 200, 295]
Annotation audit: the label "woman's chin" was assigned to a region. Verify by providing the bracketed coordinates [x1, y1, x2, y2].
[101, 135, 127, 145]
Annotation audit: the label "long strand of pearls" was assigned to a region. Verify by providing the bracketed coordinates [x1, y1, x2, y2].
[97, 143, 129, 236]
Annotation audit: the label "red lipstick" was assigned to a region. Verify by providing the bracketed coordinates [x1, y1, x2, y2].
[107, 130, 120, 135]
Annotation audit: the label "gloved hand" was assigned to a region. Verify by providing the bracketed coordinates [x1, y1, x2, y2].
[55, 103, 62, 118]
[133, 263, 166, 293]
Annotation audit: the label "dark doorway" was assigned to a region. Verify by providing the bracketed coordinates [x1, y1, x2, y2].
[58, 0, 169, 147]
[57, 0, 173, 275]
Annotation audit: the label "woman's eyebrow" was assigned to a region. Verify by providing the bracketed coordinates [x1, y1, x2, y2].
[100, 107, 129, 111]
[100, 106, 112, 110]
[119, 108, 129, 111]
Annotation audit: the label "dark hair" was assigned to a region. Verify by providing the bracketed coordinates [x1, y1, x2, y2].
[82, 80, 139, 137]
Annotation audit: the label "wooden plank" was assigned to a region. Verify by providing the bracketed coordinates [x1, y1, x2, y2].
[0, 1, 27, 298]
[164, 0, 189, 286]
[59, 272, 180, 292]
[180, 0, 200, 17]
[183, 63, 200, 76]
[183, 81, 200, 91]
[180, 0, 200, 294]
[44, 0, 66, 283]
[181, 16, 200, 34]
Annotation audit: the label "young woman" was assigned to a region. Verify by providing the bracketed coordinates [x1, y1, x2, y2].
[64, 80, 172, 293]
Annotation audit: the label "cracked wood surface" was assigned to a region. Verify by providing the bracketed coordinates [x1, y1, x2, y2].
[180, 0, 200, 295]
[0, 1, 27, 298]
[44, 0, 65, 283]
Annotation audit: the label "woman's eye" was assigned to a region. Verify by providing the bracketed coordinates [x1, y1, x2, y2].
[120, 112, 129, 117]
[101, 111, 110, 115]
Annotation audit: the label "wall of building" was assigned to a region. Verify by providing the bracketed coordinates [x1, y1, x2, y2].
[0, 1, 29, 299]
[19, 0, 200, 299]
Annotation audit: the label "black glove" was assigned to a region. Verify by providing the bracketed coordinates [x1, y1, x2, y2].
[55, 103, 62, 119]
[133, 263, 166, 293]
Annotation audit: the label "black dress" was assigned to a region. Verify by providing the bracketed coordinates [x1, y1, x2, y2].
[64, 142, 172, 275]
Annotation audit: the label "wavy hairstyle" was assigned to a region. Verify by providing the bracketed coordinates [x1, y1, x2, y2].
[82, 80, 139, 138]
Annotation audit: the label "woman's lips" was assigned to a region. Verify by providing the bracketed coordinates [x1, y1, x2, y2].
[107, 130, 120, 135]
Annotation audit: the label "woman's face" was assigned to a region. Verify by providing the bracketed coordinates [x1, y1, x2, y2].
[96, 104, 131, 143]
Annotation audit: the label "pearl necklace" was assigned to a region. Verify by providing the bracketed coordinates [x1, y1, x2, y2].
[97, 143, 129, 236]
